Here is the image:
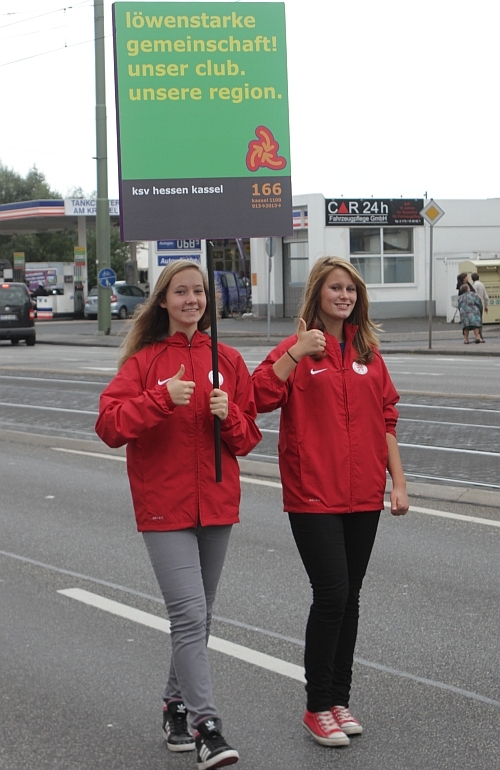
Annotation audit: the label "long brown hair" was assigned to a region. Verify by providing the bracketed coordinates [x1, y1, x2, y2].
[297, 257, 380, 364]
[118, 261, 210, 369]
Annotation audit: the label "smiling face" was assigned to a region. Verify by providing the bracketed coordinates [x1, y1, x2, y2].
[160, 268, 207, 338]
[318, 267, 357, 331]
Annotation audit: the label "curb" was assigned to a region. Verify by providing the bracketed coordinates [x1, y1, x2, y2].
[1, 429, 498, 510]
[30, 334, 500, 356]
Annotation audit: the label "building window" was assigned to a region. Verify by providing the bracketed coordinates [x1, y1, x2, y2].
[211, 239, 250, 279]
[349, 227, 414, 284]
[285, 239, 309, 285]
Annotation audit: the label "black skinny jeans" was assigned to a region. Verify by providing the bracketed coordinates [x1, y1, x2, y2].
[289, 511, 380, 712]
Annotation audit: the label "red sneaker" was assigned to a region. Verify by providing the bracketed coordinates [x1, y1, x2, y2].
[331, 706, 363, 735]
[302, 710, 350, 746]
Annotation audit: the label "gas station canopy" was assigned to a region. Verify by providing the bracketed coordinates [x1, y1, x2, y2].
[0, 199, 120, 236]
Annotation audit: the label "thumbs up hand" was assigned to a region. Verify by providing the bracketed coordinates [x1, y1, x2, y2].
[292, 318, 326, 360]
[166, 365, 196, 406]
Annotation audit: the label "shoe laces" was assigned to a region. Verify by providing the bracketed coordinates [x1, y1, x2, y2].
[332, 706, 353, 723]
[200, 726, 227, 750]
[170, 709, 189, 735]
[316, 710, 339, 731]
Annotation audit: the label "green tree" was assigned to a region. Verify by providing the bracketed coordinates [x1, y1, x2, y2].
[0, 162, 59, 204]
[0, 162, 75, 265]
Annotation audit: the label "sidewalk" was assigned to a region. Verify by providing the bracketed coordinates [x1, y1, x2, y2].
[33, 315, 500, 355]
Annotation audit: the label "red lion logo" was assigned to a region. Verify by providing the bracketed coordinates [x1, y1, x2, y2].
[246, 126, 287, 172]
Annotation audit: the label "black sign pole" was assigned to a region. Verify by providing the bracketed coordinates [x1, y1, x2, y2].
[206, 240, 222, 482]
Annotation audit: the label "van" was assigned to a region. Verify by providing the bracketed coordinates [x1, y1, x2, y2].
[0, 282, 36, 345]
[214, 271, 251, 318]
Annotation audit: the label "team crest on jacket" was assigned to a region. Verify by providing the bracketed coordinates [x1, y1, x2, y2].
[208, 370, 224, 386]
[352, 362, 368, 375]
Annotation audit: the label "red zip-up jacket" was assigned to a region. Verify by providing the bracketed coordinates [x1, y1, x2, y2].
[252, 323, 400, 514]
[95, 331, 262, 531]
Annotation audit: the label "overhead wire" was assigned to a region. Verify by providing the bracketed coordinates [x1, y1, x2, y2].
[0, 25, 66, 42]
[0, 34, 111, 67]
[0, 1, 91, 30]
[0, 1, 102, 67]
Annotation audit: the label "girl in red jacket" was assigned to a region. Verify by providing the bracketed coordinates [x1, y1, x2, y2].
[252, 257, 408, 748]
[96, 260, 261, 770]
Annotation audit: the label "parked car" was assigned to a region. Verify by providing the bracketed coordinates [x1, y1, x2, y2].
[0, 282, 36, 345]
[84, 282, 147, 319]
[214, 271, 252, 318]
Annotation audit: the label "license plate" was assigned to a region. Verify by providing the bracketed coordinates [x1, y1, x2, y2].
[0, 314, 17, 320]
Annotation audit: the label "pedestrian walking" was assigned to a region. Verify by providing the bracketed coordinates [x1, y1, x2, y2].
[252, 257, 409, 748]
[456, 272, 475, 293]
[471, 272, 488, 340]
[457, 283, 484, 343]
[95, 260, 261, 770]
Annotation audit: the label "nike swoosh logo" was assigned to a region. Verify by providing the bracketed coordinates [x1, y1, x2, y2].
[157, 378, 170, 386]
[310, 368, 328, 375]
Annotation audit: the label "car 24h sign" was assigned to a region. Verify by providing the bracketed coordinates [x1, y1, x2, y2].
[325, 199, 424, 227]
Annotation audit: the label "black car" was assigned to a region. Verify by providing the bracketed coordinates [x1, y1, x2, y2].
[0, 282, 36, 345]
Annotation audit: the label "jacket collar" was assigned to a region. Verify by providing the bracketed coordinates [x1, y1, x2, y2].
[321, 321, 358, 346]
[165, 329, 211, 347]
[343, 322, 358, 343]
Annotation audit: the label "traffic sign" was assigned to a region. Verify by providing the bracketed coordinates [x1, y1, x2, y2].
[97, 267, 116, 288]
[420, 200, 445, 226]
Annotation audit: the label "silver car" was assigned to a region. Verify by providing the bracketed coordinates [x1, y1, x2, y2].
[84, 282, 146, 319]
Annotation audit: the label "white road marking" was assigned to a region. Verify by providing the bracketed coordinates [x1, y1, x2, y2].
[400, 403, 500, 414]
[398, 442, 499, 457]
[52, 448, 125, 461]
[57, 588, 305, 682]
[399, 418, 499, 429]
[2, 550, 497, 707]
[241, 478, 500, 525]
[404, 472, 499, 490]
[393, 372, 443, 376]
[82, 367, 117, 372]
[50, 451, 500, 527]
[57, 587, 500, 708]
[0, 375, 105, 385]
[384, 502, 500, 527]
[0, 402, 98, 415]
[240, 476, 282, 489]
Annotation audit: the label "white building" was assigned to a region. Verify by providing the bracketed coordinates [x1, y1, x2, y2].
[250, 195, 500, 320]
[145, 195, 500, 321]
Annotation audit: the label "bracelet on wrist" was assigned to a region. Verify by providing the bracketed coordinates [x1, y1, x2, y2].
[286, 349, 299, 365]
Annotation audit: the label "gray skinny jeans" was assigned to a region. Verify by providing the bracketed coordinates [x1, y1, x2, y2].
[143, 525, 232, 728]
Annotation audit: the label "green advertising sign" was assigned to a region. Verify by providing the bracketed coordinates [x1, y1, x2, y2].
[113, 2, 292, 240]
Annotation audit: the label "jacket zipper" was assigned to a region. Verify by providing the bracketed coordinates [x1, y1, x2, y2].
[341, 356, 352, 510]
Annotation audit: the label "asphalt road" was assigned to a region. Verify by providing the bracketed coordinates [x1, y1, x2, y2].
[1, 435, 499, 770]
[1, 344, 499, 768]
[0, 345, 498, 490]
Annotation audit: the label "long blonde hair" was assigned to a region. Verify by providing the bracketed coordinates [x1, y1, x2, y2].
[118, 261, 210, 369]
[298, 257, 380, 364]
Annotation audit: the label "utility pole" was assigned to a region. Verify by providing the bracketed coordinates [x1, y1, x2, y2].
[94, 0, 111, 334]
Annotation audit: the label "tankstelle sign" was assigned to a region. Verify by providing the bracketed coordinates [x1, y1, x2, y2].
[113, 2, 292, 240]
